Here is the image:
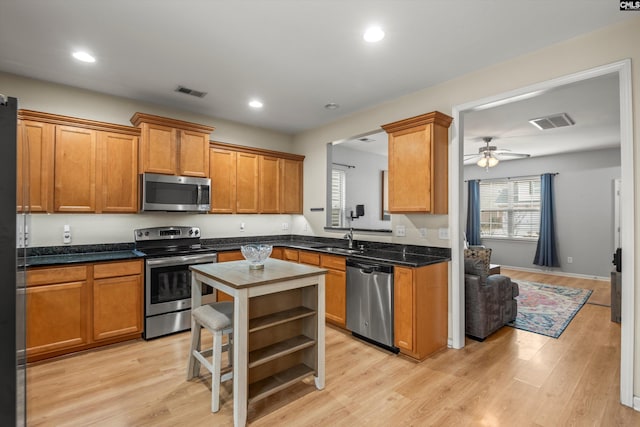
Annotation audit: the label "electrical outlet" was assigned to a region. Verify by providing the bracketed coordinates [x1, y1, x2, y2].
[438, 228, 450, 239]
[419, 228, 428, 238]
[395, 225, 406, 237]
[282, 223, 289, 231]
[567, 256, 573, 264]
[63, 224, 72, 244]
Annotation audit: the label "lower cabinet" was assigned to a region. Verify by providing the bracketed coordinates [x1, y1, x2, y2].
[394, 262, 448, 360]
[26, 259, 143, 362]
[320, 255, 346, 328]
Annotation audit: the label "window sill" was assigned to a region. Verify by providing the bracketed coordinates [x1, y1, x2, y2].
[481, 237, 538, 243]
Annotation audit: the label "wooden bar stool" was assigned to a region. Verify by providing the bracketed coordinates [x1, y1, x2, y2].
[187, 302, 234, 412]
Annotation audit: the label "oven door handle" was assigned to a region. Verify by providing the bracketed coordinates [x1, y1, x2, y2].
[146, 254, 217, 267]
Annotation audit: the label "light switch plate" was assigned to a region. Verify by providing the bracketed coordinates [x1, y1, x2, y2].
[438, 227, 449, 239]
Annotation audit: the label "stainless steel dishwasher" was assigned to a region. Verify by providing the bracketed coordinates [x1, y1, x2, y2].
[346, 259, 398, 352]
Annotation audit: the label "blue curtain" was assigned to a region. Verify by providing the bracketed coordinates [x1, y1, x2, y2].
[533, 173, 560, 267]
[466, 180, 481, 245]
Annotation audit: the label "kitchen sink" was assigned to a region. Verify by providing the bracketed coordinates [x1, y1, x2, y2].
[319, 247, 363, 255]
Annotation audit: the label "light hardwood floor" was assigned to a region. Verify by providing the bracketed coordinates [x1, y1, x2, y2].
[26, 270, 639, 426]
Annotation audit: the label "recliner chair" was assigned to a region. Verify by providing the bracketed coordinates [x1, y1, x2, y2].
[464, 247, 519, 340]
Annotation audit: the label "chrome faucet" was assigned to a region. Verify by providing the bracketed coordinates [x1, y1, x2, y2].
[344, 228, 354, 249]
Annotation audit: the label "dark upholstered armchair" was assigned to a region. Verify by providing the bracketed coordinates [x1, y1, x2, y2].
[464, 247, 519, 340]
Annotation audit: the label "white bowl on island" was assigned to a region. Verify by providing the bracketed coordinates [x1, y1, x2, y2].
[240, 244, 273, 269]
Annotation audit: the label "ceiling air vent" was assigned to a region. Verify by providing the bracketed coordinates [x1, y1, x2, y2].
[175, 86, 207, 98]
[529, 113, 575, 130]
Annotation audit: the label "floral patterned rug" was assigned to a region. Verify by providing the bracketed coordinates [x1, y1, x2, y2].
[507, 280, 592, 338]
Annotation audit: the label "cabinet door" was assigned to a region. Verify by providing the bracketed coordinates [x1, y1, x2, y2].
[388, 124, 432, 213]
[280, 159, 303, 213]
[299, 250, 320, 266]
[93, 274, 143, 341]
[236, 152, 259, 213]
[325, 269, 346, 327]
[394, 266, 415, 353]
[98, 132, 138, 213]
[17, 120, 54, 212]
[178, 130, 209, 177]
[282, 248, 299, 262]
[54, 125, 97, 212]
[140, 123, 176, 175]
[26, 280, 89, 358]
[210, 148, 237, 213]
[259, 155, 281, 213]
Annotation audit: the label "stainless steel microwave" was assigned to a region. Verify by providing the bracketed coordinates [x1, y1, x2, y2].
[140, 173, 211, 212]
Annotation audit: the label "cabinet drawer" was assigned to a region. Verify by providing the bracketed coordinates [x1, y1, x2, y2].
[320, 254, 345, 271]
[282, 248, 299, 262]
[299, 251, 320, 266]
[28, 265, 88, 287]
[94, 260, 142, 279]
[218, 251, 244, 262]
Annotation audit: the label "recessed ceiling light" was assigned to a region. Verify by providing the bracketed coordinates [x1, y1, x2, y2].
[363, 26, 385, 43]
[248, 99, 263, 109]
[72, 51, 96, 63]
[324, 103, 340, 110]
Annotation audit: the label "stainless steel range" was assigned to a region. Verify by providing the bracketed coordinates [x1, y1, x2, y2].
[134, 226, 217, 339]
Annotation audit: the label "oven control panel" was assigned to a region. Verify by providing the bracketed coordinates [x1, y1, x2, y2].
[134, 226, 200, 241]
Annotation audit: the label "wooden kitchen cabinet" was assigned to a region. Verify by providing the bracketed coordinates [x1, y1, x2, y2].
[18, 110, 141, 214]
[320, 254, 346, 328]
[26, 265, 90, 360]
[131, 112, 214, 178]
[26, 259, 144, 362]
[382, 111, 452, 214]
[92, 260, 143, 341]
[54, 125, 98, 212]
[280, 158, 303, 214]
[209, 142, 304, 215]
[98, 132, 139, 213]
[209, 147, 237, 213]
[17, 120, 54, 212]
[259, 155, 281, 213]
[394, 262, 448, 360]
[236, 152, 260, 213]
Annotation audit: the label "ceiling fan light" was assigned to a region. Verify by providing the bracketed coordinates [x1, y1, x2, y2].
[477, 157, 489, 168]
[487, 156, 499, 167]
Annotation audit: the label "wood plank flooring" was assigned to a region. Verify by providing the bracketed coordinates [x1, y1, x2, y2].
[26, 270, 639, 426]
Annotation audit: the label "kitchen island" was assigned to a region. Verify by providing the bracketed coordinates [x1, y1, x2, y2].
[190, 258, 327, 427]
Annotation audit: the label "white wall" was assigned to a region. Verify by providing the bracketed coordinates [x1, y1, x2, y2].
[331, 145, 391, 230]
[464, 148, 621, 279]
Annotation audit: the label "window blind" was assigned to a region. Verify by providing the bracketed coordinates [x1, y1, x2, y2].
[331, 169, 346, 227]
[479, 176, 541, 240]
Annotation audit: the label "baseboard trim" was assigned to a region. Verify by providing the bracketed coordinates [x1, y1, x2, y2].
[500, 265, 609, 282]
[633, 395, 640, 411]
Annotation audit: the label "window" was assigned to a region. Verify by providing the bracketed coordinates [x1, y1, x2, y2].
[330, 169, 346, 227]
[479, 176, 541, 240]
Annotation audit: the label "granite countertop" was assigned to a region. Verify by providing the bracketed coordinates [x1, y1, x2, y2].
[22, 235, 450, 268]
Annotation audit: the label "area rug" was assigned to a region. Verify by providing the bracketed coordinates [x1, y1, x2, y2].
[507, 280, 592, 338]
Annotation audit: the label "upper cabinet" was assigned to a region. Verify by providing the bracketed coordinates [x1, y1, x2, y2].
[209, 142, 304, 214]
[382, 111, 452, 214]
[17, 110, 140, 214]
[130, 112, 214, 178]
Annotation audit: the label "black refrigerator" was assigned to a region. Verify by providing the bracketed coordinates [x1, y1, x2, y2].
[0, 94, 24, 426]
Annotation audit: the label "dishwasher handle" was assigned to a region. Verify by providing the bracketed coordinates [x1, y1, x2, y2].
[346, 259, 394, 275]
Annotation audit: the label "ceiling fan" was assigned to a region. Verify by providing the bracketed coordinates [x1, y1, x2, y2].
[464, 136, 530, 169]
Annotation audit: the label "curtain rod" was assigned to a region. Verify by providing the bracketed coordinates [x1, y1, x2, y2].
[332, 162, 355, 169]
[464, 172, 558, 182]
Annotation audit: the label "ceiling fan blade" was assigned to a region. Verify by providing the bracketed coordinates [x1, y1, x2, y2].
[463, 155, 483, 165]
[494, 152, 530, 160]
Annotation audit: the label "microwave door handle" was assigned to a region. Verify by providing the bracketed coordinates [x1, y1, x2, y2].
[197, 185, 203, 204]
